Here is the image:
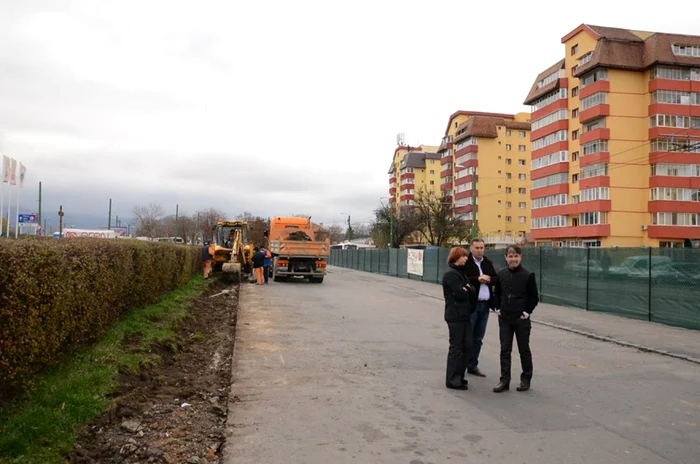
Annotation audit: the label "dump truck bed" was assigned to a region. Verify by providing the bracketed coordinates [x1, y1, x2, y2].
[269, 239, 329, 258]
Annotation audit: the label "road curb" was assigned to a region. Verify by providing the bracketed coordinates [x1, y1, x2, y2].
[533, 319, 700, 366]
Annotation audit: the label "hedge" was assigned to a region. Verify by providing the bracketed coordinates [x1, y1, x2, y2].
[0, 238, 201, 390]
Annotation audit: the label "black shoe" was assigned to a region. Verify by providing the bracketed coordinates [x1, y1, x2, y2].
[467, 368, 486, 377]
[460, 379, 469, 386]
[516, 381, 530, 392]
[447, 384, 468, 390]
[493, 381, 509, 393]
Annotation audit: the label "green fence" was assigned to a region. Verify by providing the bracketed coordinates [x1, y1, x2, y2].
[329, 247, 700, 331]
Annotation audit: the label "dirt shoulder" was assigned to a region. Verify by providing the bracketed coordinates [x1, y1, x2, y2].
[69, 280, 239, 464]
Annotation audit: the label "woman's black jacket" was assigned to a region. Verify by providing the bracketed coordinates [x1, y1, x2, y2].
[442, 264, 473, 322]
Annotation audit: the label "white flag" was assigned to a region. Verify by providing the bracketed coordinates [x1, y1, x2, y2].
[9, 158, 17, 185]
[19, 163, 26, 188]
[2, 155, 9, 183]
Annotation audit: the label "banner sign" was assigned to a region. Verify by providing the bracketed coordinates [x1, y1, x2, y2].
[407, 249, 424, 276]
[64, 228, 119, 239]
[111, 227, 128, 237]
[18, 213, 38, 223]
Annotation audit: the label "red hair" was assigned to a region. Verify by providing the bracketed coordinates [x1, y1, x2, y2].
[447, 246, 468, 264]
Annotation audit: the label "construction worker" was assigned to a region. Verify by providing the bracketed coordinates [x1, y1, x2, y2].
[202, 241, 215, 279]
[262, 246, 272, 284]
[252, 247, 265, 285]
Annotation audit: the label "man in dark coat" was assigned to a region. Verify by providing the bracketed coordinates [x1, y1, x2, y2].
[463, 238, 498, 377]
[492, 244, 539, 393]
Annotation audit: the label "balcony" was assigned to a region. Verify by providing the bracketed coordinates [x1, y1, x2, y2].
[530, 183, 568, 199]
[440, 155, 453, 165]
[649, 176, 700, 189]
[531, 119, 569, 142]
[579, 151, 610, 167]
[400, 172, 415, 180]
[440, 181, 453, 192]
[530, 162, 568, 180]
[399, 193, 414, 202]
[400, 183, 415, 191]
[648, 201, 700, 214]
[579, 104, 610, 124]
[389, 187, 396, 195]
[579, 176, 610, 189]
[531, 98, 568, 123]
[649, 78, 700, 94]
[579, 128, 610, 145]
[647, 225, 700, 239]
[454, 144, 478, 157]
[530, 224, 610, 240]
[579, 80, 610, 99]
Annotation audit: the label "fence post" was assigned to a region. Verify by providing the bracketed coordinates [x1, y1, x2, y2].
[436, 249, 440, 283]
[369, 250, 372, 273]
[386, 249, 390, 276]
[648, 246, 652, 322]
[585, 246, 590, 311]
[539, 246, 544, 302]
[396, 248, 399, 277]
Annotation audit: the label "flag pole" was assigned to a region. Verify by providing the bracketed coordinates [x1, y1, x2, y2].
[15, 186, 19, 238]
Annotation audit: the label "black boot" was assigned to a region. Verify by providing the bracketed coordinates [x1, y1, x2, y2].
[516, 381, 530, 392]
[493, 381, 509, 393]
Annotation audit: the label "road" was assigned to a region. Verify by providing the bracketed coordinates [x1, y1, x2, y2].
[225, 266, 700, 464]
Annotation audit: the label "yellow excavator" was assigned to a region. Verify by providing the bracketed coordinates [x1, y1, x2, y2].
[212, 220, 253, 283]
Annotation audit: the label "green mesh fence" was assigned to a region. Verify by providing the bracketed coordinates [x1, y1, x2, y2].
[330, 246, 700, 331]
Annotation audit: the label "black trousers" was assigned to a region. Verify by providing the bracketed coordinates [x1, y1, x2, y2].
[446, 321, 473, 388]
[498, 316, 533, 384]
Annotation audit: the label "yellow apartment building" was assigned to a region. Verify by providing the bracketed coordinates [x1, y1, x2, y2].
[388, 144, 441, 207]
[438, 111, 532, 246]
[525, 24, 700, 248]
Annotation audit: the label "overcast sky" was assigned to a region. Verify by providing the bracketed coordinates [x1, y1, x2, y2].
[1, 0, 698, 231]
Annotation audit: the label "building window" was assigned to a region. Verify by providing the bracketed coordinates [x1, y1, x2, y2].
[572, 108, 579, 118]
[572, 151, 579, 161]
[429, 180, 435, 185]
[572, 173, 579, 183]
[572, 130, 579, 140]
[572, 195, 580, 204]
[581, 187, 610, 202]
[430, 170, 435, 174]
[518, 173, 527, 180]
[532, 194, 567, 209]
[532, 130, 568, 151]
[506, 129, 512, 136]
[580, 68, 608, 88]
[581, 163, 609, 179]
[572, 86, 579, 97]
[518, 159, 526, 166]
[532, 151, 568, 170]
[519, 131, 526, 138]
[531, 109, 568, 131]
[506, 216, 512, 223]
[506, 187, 512, 193]
[572, 65, 578, 75]
[506, 201, 512, 208]
[519, 202, 527, 209]
[518, 145, 527, 152]
[571, 44, 578, 55]
[506, 144, 512, 151]
[506, 158, 512, 165]
[578, 53, 592, 66]
[532, 215, 568, 229]
[672, 44, 700, 57]
[531, 88, 568, 112]
[652, 212, 700, 226]
[532, 173, 567, 189]
[519, 187, 527, 194]
[506, 173, 512, 179]
[579, 211, 608, 225]
[582, 140, 609, 156]
[581, 92, 607, 110]
[518, 216, 527, 223]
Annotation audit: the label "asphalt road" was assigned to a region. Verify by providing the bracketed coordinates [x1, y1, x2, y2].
[225, 267, 700, 464]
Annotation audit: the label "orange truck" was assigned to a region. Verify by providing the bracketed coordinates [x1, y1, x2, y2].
[267, 216, 330, 283]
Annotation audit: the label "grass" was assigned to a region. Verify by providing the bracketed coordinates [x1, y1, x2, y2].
[0, 276, 212, 464]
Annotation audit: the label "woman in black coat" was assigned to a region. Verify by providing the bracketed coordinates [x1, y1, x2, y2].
[442, 246, 474, 390]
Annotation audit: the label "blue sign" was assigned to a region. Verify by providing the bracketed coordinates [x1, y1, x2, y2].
[18, 213, 38, 224]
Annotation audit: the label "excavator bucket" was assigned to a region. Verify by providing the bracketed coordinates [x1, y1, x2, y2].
[221, 262, 242, 283]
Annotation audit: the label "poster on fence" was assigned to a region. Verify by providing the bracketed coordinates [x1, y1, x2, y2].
[64, 228, 119, 239]
[407, 249, 424, 276]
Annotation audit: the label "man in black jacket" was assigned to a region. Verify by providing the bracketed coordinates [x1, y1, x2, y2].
[492, 244, 539, 393]
[463, 238, 498, 377]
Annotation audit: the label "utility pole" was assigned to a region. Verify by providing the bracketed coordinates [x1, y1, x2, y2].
[471, 171, 478, 236]
[116, 215, 119, 227]
[389, 207, 394, 248]
[108, 198, 112, 229]
[174, 204, 179, 238]
[38, 181, 42, 234]
[58, 205, 64, 237]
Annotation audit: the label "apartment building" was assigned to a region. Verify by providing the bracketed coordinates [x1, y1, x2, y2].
[438, 111, 532, 245]
[388, 145, 440, 207]
[525, 24, 700, 248]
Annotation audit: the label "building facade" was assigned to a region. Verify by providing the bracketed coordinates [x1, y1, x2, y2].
[525, 24, 700, 248]
[388, 145, 440, 207]
[438, 111, 532, 246]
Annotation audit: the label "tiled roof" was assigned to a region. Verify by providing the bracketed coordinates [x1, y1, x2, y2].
[400, 152, 439, 169]
[523, 59, 565, 105]
[454, 116, 530, 143]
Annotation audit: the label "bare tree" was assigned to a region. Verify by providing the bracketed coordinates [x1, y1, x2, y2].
[196, 207, 227, 243]
[413, 192, 469, 247]
[370, 204, 421, 248]
[351, 223, 370, 238]
[236, 212, 269, 247]
[132, 203, 165, 237]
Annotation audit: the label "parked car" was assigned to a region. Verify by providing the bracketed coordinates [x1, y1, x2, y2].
[607, 255, 672, 280]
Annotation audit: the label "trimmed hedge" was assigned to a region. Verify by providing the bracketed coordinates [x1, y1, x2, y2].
[0, 238, 201, 389]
